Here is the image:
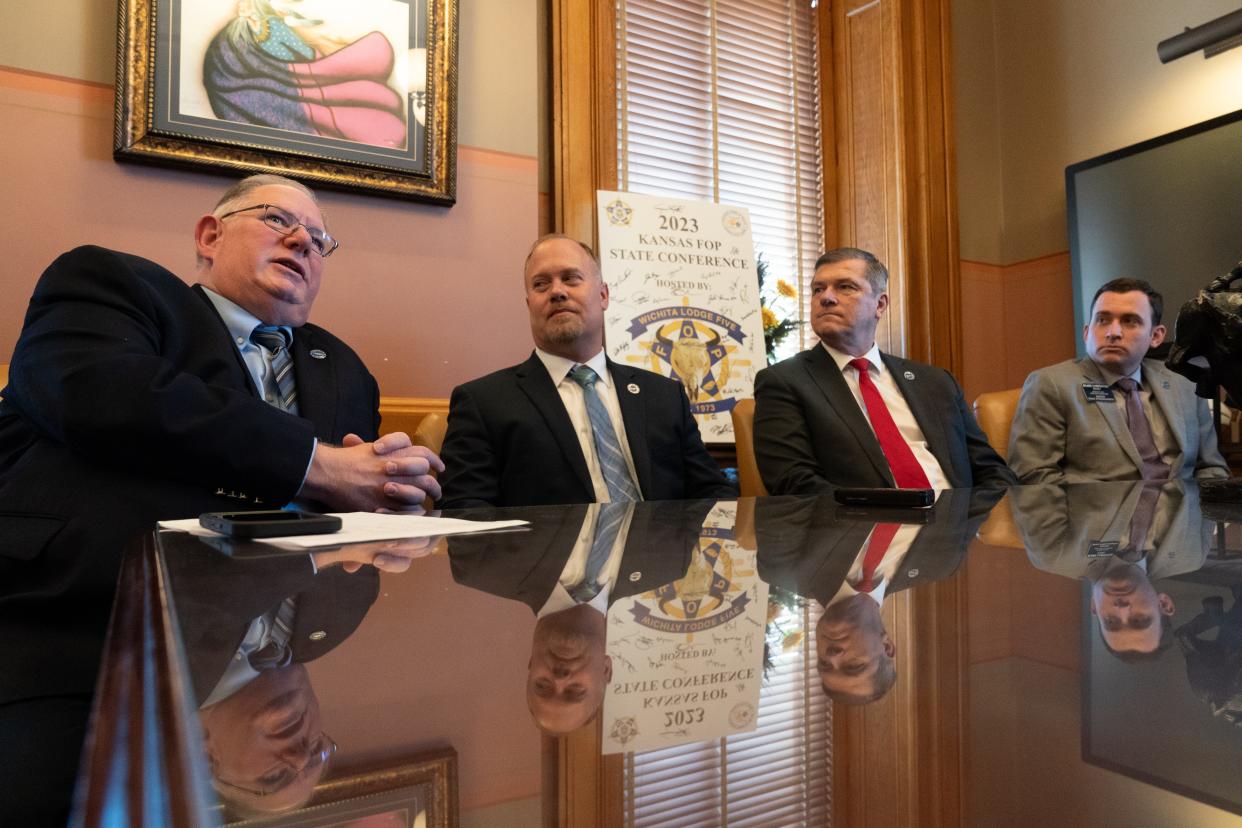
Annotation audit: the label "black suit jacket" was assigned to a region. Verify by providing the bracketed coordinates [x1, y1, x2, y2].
[0, 245, 379, 564]
[161, 539, 379, 704]
[755, 487, 997, 605]
[752, 345, 1014, 495]
[438, 353, 735, 508]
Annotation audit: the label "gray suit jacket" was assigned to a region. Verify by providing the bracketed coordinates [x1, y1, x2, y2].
[1012, 480, 1208, 581]
[1008, 357, 1229, 485]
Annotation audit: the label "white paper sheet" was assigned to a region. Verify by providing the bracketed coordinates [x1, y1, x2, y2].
[157, 512, 528, 549]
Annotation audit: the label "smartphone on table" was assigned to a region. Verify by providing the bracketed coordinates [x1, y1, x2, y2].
[199, 509, 342, 539]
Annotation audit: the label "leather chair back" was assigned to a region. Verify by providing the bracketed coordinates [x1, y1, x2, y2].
[972, 388, 1022, 461]
[730, 399, 769, 497]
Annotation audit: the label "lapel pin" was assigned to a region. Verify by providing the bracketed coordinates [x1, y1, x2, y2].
[309, 631, 327, 641]
[1162, 381, 1170, 389]
[907, 568, 919, 578]
[904, 370, 915, 380]
[309, 349, 327, 360]
[627, 383, 641, 394]
[629, 571, 642, 582]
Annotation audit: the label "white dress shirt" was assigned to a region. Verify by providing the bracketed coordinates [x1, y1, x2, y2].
[822, 342, 949, 489]
[534, 347, 643, 502]
[537, 503, 634, 618]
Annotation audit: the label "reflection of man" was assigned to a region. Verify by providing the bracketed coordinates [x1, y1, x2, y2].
[1013, 480, 1209, 659]
[0, 174, 441, 564]
[200, 664, 333, 816]
[162, 534, 405, 815]
[448, 500, 712, 733]
[753, 247, 1014, 495]
[757, 489, 995, 703]
[1008, 278, 1229, 484]
[438, 235, 735, 508]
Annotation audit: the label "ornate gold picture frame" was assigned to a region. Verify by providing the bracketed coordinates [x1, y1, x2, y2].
[115, 0, 458, 204]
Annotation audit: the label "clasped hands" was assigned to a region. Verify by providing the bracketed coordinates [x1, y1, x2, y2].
[300, 431, 445, 513]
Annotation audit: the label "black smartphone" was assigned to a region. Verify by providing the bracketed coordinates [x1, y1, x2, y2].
[199, 510, 342, 539]
[832, 487, 935, 508]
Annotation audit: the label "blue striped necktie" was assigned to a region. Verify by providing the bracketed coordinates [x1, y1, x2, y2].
[567, 364, 641, 502]
[569, 502, 629, 603]
[250, 325, 299, 415]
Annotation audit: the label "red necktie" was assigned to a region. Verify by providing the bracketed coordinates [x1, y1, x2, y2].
[857, 523, 901, 592]
[848, 358, 932, 488]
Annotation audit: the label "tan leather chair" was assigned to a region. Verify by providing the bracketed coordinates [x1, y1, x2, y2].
[972, 388, 1022, 462]
[409, 412, 447, 512]
[411, 411, 447, 456]
[971, 388, 1024, 548]
[730, 399, 769, 497]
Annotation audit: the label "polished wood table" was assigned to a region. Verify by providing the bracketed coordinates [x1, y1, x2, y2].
[10, 483, 1242, 826]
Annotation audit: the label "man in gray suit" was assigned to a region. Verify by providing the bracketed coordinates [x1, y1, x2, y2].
[1011, 479, 1210, 659]
[1008, 278, 1229, 484]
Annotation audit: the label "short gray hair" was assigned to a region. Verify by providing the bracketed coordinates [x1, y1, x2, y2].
[198, 175, 323, 267]
[815, 247, 888, 294]
[212, 174, 321, 220]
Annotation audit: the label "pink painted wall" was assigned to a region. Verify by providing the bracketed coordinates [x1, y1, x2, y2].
[0, 68, 539, 397]
[307, 553, 541, 811]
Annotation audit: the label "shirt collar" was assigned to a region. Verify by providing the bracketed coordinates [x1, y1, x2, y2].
[822, 340, 884, 376]
[201, 286, 292, 346]
[1095, 361, 1143, 388]
[535, 347, 611, 389]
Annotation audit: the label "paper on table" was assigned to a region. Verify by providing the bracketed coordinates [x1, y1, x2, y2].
[157, 512, 528, 549]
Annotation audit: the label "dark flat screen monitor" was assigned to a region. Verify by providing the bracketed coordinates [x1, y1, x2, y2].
[1067, 109, 1242, 357]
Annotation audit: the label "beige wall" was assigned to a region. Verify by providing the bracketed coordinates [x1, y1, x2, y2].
[1, 0, 542, 398]
[953, 0, 1242, 397]
[955, 0, 1242, 266]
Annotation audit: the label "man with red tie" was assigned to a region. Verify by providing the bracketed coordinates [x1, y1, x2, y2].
[752, 247, 1015, 495]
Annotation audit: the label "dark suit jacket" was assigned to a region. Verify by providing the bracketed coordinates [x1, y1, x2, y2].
[0, 245, 379, 565]
[161, 539, 379, 704]
[438, 353, 735, 508]
[756, 488, 996, 605]
[446, 500, 715, 610]
[752, 345, 1015, 495]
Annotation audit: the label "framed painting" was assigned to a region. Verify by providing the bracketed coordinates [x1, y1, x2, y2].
[225, 748, 458, 826]
[115, 0, 458, 204]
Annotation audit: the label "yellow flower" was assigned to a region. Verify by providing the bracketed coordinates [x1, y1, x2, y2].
[776, 279, 797, 298]
[761, 307, 778, 329]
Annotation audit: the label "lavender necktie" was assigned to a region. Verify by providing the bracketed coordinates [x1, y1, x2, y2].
[1114, 377, 1169, 480]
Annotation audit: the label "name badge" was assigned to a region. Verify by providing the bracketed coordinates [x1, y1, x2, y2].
[1087, 540, 1120, 558]
[1082, 383, 1115, 403]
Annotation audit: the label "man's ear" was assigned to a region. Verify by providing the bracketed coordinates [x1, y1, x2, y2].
[1149, 323, 1168, 349]
[194, 214, 223, 266]
[1158, 593, 1175, 616]
[603, 654, 614, 683]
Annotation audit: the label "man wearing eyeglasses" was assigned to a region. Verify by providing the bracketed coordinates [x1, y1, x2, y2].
[0, 174, 441, 566]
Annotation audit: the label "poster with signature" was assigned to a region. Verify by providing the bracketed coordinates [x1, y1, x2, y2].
[601, 501, 767, 754]
[596, 191, 764, 443]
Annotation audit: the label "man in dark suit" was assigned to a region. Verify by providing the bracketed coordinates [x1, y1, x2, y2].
[0, 175, 442, 565]
[438, 235, 735, 508]
[756, 487, 998, 704]
[752, 247, 1014, 495]
[448, 499, 713, 733]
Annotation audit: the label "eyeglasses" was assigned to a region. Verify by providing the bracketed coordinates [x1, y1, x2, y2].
[219, 204, 340, 258]
[214, 732, 337, 798]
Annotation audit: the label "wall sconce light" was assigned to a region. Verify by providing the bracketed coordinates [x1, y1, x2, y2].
[1158, 8, 1242, 63]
